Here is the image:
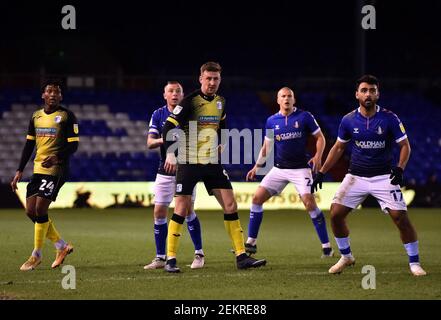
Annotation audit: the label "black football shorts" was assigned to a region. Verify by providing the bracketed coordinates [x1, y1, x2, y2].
[175, 164, 232, 196]
[26, 174, 66, 202]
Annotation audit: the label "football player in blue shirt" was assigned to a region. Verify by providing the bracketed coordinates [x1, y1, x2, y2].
[144, 81, 204, 270]
[311, 75, 426, 276]
[246, 87, 334, 258]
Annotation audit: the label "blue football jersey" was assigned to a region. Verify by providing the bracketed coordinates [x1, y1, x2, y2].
[337, 105, 407, 177]
[148, 105, 175, 176]
[265, 108, 321, 169]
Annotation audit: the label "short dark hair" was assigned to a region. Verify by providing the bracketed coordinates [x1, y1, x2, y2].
[356, 75, 379, 90]
[41, 78, 64, 93]
[164, 81, 182, 91]
[200, 61, 222, 74]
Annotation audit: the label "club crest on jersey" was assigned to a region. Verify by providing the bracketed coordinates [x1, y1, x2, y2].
[217, 101, 222, 110]
[294, 121, 299, 128]
[376, 126, 383, 135]
[353, 128, 359, 134]
[54, 115, 62, 123]
[173, 105, 183, 115]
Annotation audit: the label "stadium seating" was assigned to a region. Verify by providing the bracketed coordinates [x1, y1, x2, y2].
[0, 89, 439, 184]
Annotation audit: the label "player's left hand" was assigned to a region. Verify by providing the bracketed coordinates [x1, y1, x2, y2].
[42, 155, 60, 168]
[390, 166, 404, 186]
[308, 155, 322, 174]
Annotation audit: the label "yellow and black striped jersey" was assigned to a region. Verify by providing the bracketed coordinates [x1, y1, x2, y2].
[167, 90, 226, 164]
[26, 106, 79, 176]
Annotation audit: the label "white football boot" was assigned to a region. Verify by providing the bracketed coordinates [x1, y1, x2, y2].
[144, 257, 166, 270]
[410, 263, 427, 276]
[190, 254, 205, 269]
[328, 256, 356, 274]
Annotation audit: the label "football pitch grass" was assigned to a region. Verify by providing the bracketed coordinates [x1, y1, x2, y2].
[0, 208, 440, 300]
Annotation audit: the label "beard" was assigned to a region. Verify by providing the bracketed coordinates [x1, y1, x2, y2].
[361, 98, 376, 109]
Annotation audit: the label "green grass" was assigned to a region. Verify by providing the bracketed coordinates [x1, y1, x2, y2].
[0, 208, 440, 300]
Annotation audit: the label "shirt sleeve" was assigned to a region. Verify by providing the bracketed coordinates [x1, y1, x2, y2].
[66, 111, 80, 142]
[166, 98, 191, 127]
[148, 111, 160, 137]
[26, 117, 36, 140]
[390, 113, 408, 143]
[337, 116, 351, 143]
[220, 108, 226, 121]
[305, 112, 321, 135]
[265, 118, 274, 140]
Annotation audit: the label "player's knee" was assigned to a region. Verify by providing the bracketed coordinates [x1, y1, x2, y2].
[174, 197, 192, 215]
[224, 200, 237, 213]
[330, 207, 345, 222]
[35, 204, 48, 216]
[391, 211, 410, 228]
[304, 200, 316, 212]
[26, 207, 36, 217]
[252, 194, 265, 205]
[154, 207, 168, 219]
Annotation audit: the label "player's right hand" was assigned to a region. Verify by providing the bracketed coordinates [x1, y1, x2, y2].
[311, 172, 325, 193]
[246, 166, 258, 181]
[164, 153, 177, 174]
[10, 171, 23, 192]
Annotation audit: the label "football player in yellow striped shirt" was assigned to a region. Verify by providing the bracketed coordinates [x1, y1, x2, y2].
[11, 80, 79, 271]
[162, 62, 267, 272]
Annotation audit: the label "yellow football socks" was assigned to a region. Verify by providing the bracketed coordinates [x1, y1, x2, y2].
[46, 219, 62, 243]
[224, 213, 245, 256]
[167, 214, 185, 258]
[34, 220, 50, 253]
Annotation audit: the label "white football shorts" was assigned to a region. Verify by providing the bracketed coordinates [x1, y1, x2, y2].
[153, 174, 196, 205]
[260, 167, 313, 196]
[332, 173, 407, 213]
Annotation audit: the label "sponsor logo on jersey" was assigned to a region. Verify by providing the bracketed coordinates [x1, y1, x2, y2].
[173, 105, 183, 115]
[399, 123, 406, 134]
[275, 125, 280, 130]
[353, 128, 359, 134]
[36, 127, 57, 138]
[198, 116, 220, 124]
[275, 131, 303, 141]
[376, 126, 383, 135]
[355, 140, 386, 149]
[294, 121, 299, 128]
